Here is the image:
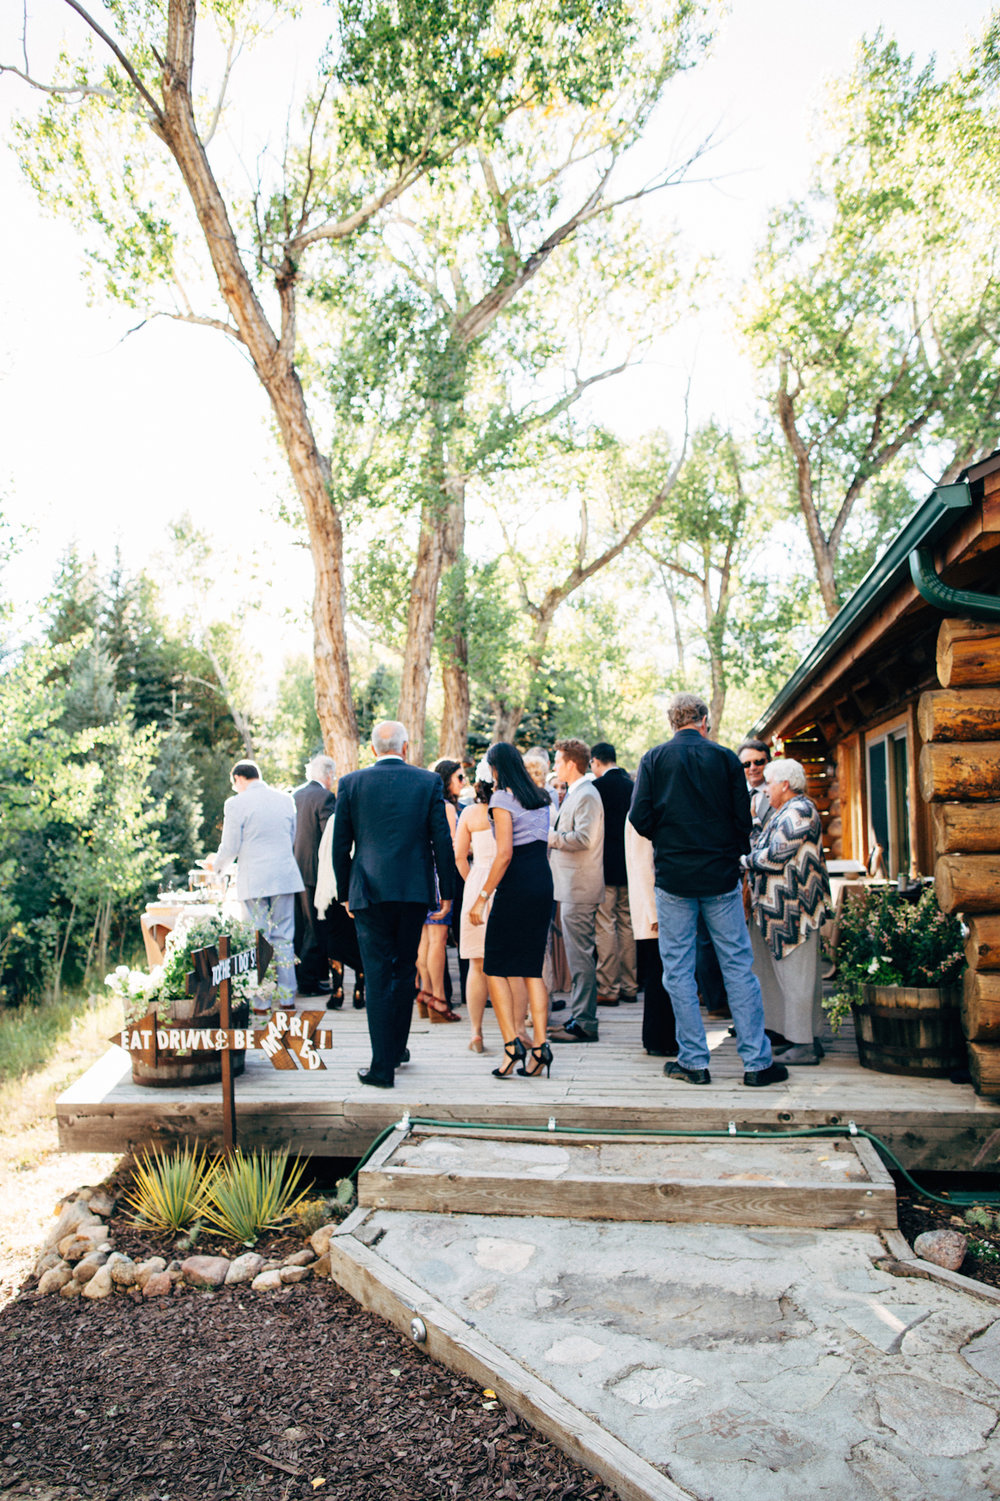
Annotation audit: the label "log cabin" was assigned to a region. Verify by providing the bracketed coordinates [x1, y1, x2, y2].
[752, 451, 1000, 1095]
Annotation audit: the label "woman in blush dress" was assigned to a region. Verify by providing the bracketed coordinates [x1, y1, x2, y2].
[454, 760, 496, 1053]
[415, 759, 464, 1024]
[469, 743, 554, 1080]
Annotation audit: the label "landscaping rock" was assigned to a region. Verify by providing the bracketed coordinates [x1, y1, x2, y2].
[44, 1200, 100, 1253]
[309, 1223, 338, 1257]
[313, 1251, 331, 1279]
[87, 1192, 116, 1218]
[73, 1259, 102, 1285]
[135, 1257, 168, 1290]
[37, 1267, 73, 1296]
[225, 1253, 265, 1286]
[913, 1229, 968, 1270]
[181, 1255, 231, 1290]
[280, 1266, 311, 1284]
[81, 1266, 114, 1301]
[34, 1251, 63, 1278]
[261, 1260, 282, 1272]
[283, 1248, 316, 1267]
[142, 1272, 173, 1299]
[59, 1280, 81, 1299]
[250, 1269, 283, 1292]
[107, 1254, 136, 1287]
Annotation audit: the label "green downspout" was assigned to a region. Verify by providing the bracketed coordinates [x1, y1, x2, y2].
[907, 545, 1000, 623]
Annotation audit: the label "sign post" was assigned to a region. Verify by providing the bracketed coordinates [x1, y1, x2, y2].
[111, 929, 336, 1154]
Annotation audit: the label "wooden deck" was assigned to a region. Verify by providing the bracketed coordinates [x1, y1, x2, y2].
[57, 1000, 1000, 1172]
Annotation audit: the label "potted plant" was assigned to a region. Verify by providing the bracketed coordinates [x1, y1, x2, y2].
[824, 887, 967, 1076]
[106, 912, 260, 1087]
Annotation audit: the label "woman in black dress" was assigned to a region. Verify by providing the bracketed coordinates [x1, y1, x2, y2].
[469, 743, 554, 1079]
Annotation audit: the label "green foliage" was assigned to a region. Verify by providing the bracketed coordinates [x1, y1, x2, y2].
[964, 1206, 1000, 1233]
[124, 1144, 215, 1234]
[746, 22, 1000, 610]
[201, 1149, 311, 1244]
[826, 887, 966, 1027]
[158, 913, 259, 1002]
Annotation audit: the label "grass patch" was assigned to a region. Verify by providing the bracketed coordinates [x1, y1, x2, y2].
[0, 990, 112, 1088]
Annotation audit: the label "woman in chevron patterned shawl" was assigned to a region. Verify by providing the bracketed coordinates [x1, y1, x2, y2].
[744, 758, 831, 1066]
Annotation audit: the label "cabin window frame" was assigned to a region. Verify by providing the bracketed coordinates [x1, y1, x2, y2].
[864, 713, 912, 877]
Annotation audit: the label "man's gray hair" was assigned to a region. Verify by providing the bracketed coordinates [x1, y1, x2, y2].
[306, 754, 336, 782]
[766, 757, 807, 792]
[371, 720, 408, 755]
[668, 691, 710, 731]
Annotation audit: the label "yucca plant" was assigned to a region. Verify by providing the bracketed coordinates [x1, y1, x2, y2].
[123, 1143, 216, 1232]
[201, 1149, 311, 1244]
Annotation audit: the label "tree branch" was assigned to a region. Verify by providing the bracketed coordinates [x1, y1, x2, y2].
[60, 0, 164, 122]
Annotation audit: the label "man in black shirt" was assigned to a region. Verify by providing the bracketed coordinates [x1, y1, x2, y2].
[629, 692, 787, 1088]
[590, 742, 638, 1006]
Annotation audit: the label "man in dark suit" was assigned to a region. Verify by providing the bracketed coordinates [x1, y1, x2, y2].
[333, 720, 454, 1088]
[292, 755, 338, 998]
[629, 691, 787, 1089]
[590, 741, 638, 1006]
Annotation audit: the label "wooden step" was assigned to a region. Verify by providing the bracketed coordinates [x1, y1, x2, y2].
[358, 1127, 897, 1230]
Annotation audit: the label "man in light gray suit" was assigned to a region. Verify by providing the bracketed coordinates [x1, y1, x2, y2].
[547, 738, 605, 1043]
[204, 760, 304, 1001]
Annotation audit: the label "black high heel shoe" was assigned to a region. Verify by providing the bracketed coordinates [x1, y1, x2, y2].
[492, 1038, 527, 1079]
[519, 1042, 553, 1078]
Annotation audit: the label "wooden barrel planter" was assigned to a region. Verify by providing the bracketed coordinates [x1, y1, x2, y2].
[851, 984, 965, 1077]
[131, 996, 250, 1088]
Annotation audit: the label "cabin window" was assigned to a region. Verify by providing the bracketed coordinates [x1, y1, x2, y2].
[865, 720, 911, 877]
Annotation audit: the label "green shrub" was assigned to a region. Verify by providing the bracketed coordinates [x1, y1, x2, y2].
[201, 1149, 310, 1244]
[825, 887, 966, 1032]
[124, 1143, 216, 1232]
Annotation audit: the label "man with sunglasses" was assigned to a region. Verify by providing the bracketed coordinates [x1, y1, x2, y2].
[737, 739, 773, 838]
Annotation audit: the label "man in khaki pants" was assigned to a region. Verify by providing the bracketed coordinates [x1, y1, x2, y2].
[590, 741, 638, 1007]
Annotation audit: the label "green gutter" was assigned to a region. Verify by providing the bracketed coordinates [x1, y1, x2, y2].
[752, 481, 973, 738]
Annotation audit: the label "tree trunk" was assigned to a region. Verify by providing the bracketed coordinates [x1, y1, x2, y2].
[159, 4, 358, 768]
[438, 481, 469, 758]
[398, 503, 447, 766]
[491, 702, 523, 741]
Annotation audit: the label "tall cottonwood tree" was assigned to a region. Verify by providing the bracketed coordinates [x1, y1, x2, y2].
[6, 0, 699, 767]
[747, 26, 1000, 616]
[308, 5, 709, 761]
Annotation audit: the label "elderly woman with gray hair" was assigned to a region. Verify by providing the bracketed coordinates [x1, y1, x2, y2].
[744, 757, 831, 1066]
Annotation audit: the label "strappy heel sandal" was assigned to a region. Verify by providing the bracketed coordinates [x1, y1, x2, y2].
[519, 1042, 553, 1078]
[420, 989, 460, 1023]
[415, 995, 429, 1019]
[492, 1038, 527, 1079]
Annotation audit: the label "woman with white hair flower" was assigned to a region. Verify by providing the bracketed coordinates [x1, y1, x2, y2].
[744, 757, 831, 1065]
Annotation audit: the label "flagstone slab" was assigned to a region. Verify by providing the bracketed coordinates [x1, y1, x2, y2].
[329, 1207, 1000, 1500]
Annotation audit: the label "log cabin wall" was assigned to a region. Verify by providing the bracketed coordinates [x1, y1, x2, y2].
[921, 619, 1000, 1098]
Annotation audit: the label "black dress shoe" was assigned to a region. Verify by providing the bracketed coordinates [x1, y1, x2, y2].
[550, 999, 567, 1012]
[298, 984, 331, 998]
[665, 1062, 711, 1085]
[357, 1068, 393, 1088]
[326, 994, 344, 1010]
[396, 1049, 410, 1066]
[743, 1062, 789, 1087]
[549, 1020, 598, 1043]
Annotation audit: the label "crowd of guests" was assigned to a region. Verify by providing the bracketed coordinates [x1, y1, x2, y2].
[207, 691, 830, 1091]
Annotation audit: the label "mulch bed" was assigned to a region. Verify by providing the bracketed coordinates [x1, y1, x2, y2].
[0, 1153, 619, 1501]
[896, 1183, 1000, 1290]
[0, 1281, 617, 1500]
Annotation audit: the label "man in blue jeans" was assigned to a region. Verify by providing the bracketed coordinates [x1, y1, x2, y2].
[628, 692, 787, 1088]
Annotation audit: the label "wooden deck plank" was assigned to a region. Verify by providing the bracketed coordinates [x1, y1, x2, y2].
[56, 1002, 1000, 1168]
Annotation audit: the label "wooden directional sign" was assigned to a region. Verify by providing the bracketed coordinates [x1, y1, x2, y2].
[111, 928, 322, 1154]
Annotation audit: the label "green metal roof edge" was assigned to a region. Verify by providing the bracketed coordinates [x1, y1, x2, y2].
[751, 480, 973, 739]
